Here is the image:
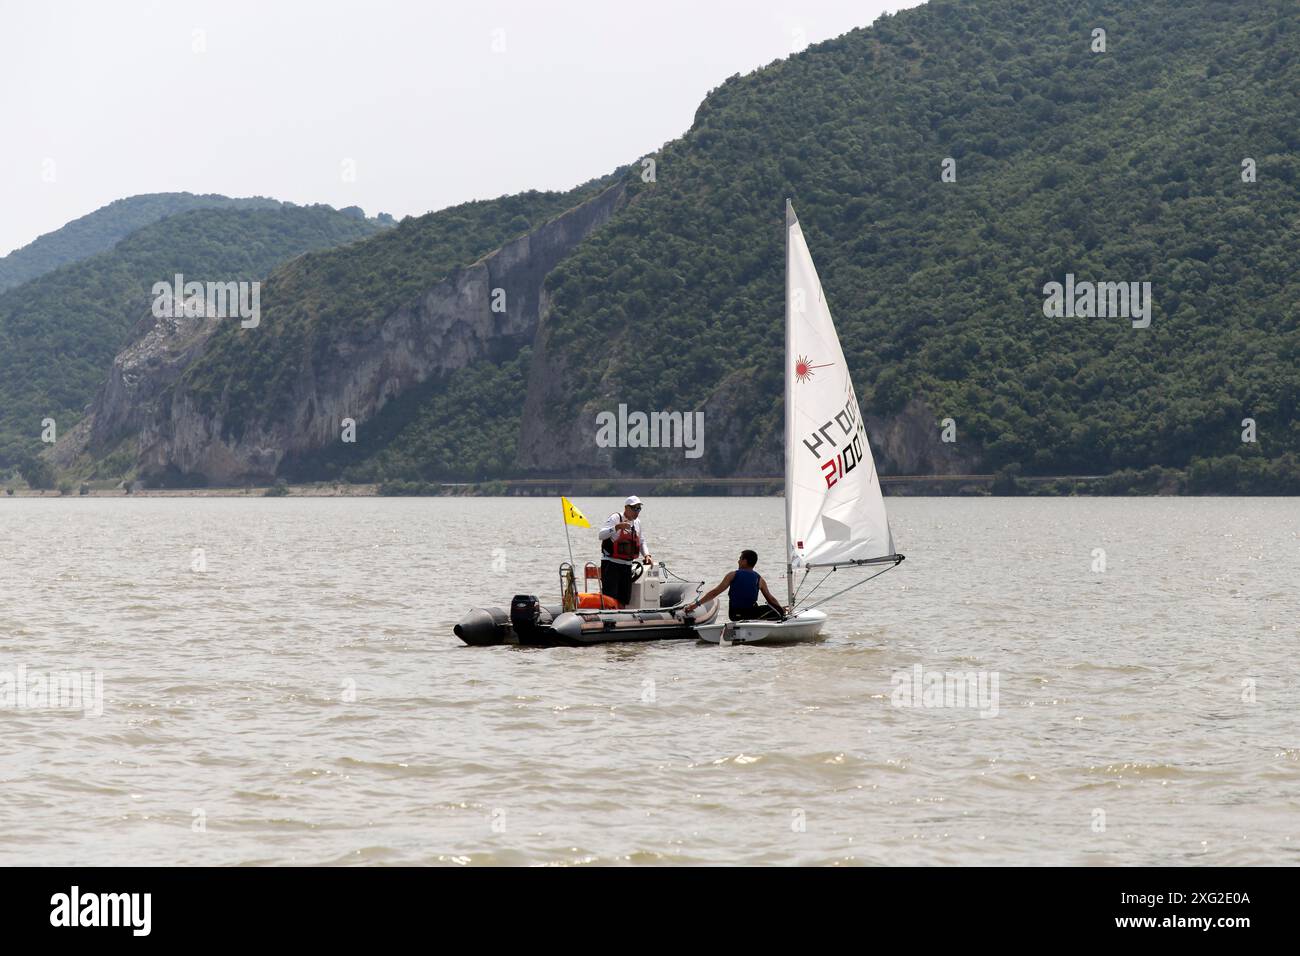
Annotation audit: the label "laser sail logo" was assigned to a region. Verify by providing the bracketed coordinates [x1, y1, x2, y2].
[151, 273, 261, 328]
[794, 354, 833, 384]
[50, 886, 151, 936]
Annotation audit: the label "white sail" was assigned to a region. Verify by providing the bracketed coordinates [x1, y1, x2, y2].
[786, 201, 897, 572]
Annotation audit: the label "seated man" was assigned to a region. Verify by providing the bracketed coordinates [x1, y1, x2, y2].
[684, 550, 788, 621]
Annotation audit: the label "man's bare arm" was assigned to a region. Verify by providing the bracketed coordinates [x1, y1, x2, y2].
[758, 577, 788, 614]
[686, 571, 734, 610]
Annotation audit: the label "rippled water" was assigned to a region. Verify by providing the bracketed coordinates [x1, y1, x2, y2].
[1, 496, 1297, 865]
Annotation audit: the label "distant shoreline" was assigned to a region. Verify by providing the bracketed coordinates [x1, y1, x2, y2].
[4, 484, 378, 498]
[4, 474, 1295, 498]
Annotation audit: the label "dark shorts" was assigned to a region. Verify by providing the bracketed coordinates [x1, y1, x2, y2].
[601, 559, 633, 606]
[729, 605, 782, 622]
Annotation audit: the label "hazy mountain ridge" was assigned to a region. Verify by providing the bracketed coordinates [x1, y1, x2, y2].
[0, 204, 389, 474]
[0, 193, 293, 292]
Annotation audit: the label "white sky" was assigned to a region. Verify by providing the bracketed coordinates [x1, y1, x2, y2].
[0, 0, 923, 256]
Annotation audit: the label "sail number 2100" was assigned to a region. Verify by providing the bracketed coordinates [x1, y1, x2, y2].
[801, 395, 867, 489]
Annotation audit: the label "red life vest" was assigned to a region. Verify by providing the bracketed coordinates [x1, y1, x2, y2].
[604, 524, 641, 561]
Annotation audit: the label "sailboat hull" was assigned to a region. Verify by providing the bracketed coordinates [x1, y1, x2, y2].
[694, 608, 828, 645]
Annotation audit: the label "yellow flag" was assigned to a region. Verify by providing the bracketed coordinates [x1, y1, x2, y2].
[561, 496, 591, 528]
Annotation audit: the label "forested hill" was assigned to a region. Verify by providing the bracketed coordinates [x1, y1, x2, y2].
[522, 0, 1299, 489]
[29, 0, 1300, 494]
[0, 204, 388, 471]
[0, 193, 291, 292]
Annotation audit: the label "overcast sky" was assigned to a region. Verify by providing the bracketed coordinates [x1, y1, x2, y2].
[0, 0, 923, 256]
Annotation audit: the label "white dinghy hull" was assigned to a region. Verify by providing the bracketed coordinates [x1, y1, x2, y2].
[695, 609, 828, 645]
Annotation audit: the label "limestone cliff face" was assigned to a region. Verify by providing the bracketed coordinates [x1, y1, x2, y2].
[48, 309, 225, 471]
[103, 183, 626, 484]
[865, 399, 982, 476]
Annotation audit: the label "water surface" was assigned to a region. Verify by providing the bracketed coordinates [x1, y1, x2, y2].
[1, 496, 1297, 865]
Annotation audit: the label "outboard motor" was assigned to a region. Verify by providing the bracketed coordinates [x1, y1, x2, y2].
[510, 594, 544, 641]
[511, 594, 541, 626]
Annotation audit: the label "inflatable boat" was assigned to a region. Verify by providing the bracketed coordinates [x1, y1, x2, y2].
[454, 561, 718, 647]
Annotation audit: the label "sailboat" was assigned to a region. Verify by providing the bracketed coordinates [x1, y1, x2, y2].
[695, 200, 904, 645]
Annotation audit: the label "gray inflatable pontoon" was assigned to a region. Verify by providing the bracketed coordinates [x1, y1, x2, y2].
[454, 562, 717, 647]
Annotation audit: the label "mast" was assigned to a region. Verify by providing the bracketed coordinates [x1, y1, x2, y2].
[781, 201, 903, 605]
[784, 198, 795, 608]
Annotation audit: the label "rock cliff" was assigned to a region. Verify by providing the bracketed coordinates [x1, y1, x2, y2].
[67, 183, 626, 484]
[58, 176, 981, 486]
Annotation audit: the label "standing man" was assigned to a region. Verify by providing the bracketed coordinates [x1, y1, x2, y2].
[599, 495, 652, 607]
[684, 550, 787, 621]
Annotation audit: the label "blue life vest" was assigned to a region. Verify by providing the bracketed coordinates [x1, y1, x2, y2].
[728, 568, 760, 609]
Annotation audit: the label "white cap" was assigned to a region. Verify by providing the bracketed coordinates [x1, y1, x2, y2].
[624, 495, 643, 507]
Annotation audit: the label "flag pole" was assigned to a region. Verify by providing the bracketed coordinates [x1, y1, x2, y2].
[562, 498, 576, 571]
[561, 498, 579, 613]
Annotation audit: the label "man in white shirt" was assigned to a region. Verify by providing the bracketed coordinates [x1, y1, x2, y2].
[598, 495, 653, 607]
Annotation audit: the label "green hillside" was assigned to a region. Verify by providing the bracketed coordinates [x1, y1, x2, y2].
[0, 192, 287, 292]
[29, 0, 1300, 493]
[281, 0, 1300, 492]
[529, 0, 1299, 486]
[0, 205, 387, 470]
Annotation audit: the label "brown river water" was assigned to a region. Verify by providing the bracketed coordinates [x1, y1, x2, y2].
[1, 496, 1297, 865]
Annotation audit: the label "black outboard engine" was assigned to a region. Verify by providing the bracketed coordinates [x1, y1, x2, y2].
[511, 594, 541, 626]
[510, 594, 544, 641]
